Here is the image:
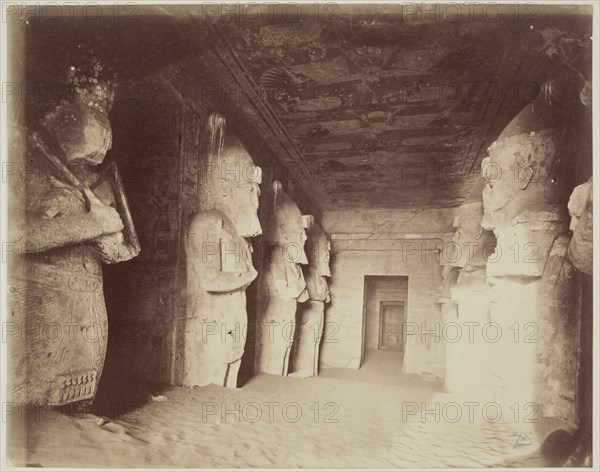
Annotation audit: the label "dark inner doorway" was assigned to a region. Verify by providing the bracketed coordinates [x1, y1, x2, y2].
[362, 276, 409, 369]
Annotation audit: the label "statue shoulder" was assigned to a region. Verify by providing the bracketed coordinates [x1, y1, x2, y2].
[188, 209, 229, 233]
[186, 210, 243, 255]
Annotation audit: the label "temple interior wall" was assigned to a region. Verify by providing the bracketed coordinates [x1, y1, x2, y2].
[319, 209, 455, 373]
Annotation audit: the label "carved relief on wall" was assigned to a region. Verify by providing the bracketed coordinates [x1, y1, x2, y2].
[102, 88, 184, 385]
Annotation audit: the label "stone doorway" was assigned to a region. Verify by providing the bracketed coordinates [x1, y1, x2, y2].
[362, 275, 409, 368]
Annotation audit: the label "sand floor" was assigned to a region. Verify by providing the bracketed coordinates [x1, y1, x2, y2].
[11, 351, 574, 468]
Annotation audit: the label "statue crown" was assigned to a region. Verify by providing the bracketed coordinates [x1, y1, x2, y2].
[66, 57, 115, 113]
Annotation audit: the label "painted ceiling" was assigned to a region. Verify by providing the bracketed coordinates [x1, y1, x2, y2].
[216, 9, 591, 209]
[22, 5, 592, 211]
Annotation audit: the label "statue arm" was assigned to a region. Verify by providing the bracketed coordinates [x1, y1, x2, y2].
[11, 212, 104, 254]
[284, 262, 308, 300]
[319, 275, 331, 303]
[206, 268, 258, 293]
[10, 184, 111, 253]
[188, 211, 257, 293]
[89, 232, 140, 264]
[305, 268, 330, 302]
[87, 181, 140, 264]
[268, 252, 307, 299]
[205, 239, 258, 292]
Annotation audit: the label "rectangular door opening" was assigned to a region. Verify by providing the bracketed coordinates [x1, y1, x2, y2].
[361, 276, 409, 370]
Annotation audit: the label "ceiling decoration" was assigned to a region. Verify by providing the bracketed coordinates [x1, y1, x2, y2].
[22, 6, 592, 211]
[216, 12, 590, 209]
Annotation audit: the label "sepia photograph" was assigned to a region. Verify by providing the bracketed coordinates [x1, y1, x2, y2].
[0, 1, 597, 469]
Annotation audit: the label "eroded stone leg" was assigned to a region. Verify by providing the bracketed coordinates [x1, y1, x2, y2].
[293, 301, 325, 377]
[256, 313, 297, 376]
[183, 317, 230, 387]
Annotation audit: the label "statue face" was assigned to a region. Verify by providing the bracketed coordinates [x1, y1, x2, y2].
[268, 183, 308, 264]
[481, 131, 558, 229]
[307, 225, 331, 276]
[44, 103, 112, 165]
[480, 146, 520, 229]
[218, 162, 263, 238]
[567, 180, 593, 275]
[568, 180, 592, 231]
[277, 214, 308, 264]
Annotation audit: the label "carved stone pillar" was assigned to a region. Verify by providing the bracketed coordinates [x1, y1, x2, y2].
[291, 223, 331, 377]
[442, 186, 496, 397]
[183, 114, 262, 388]
[255, 182, 310, 376]
[481, 98, 580, 429]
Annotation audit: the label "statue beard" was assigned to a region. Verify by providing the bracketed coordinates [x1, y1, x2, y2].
[232, 210, 262, 238]
[281, 242, 308, 265]
[481, 184, 512, 230]
[298, 248, 308, 265]
[268, 243, 306, 266]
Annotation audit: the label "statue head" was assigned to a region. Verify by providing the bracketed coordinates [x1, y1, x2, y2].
[567, 178, 593, 275]
[215, 134, 262, 238]
[204, 113, 262, 238]
[306, 222, 332, 277]
[568, 178, 592, 231]
[481, 99, 563, 230]
[39, 58, 115, 166]
[267, 181, 309, 264]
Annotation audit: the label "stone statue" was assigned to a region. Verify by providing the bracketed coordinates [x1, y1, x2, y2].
[567, 178, 592, 275]
[445, 184, 496, 398]
[481, 95, 580, 428]
[290, 222, 331, 378]
[183, 113, 262, 388]
[255, 181, 310, 376]
[7, 59, 140, 406]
